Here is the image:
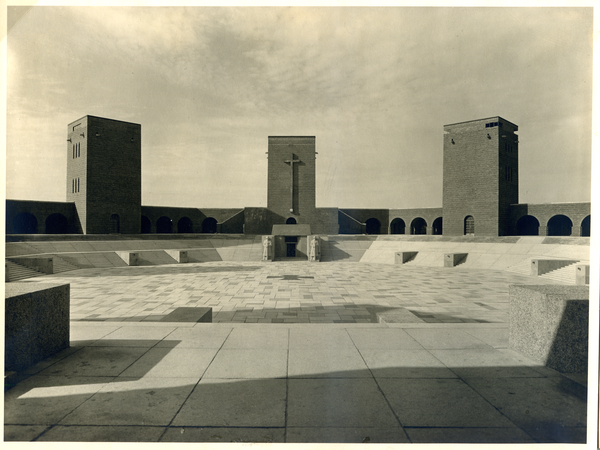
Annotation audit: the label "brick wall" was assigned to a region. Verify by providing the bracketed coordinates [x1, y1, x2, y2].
[442, 117, 518, 236]
[389, 207, 444, 234]
[6, 200, 80, 234]
[510, 202, 591, 236]
[339, 209, 390, 234]
[267, 136, 317, 224]
[67, 116, 142, 234]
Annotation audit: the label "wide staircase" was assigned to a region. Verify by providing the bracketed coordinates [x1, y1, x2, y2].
[5, 261, 43, 282]
[539, 262, 580, 284]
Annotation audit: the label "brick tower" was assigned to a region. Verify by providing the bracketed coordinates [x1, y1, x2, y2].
[267, 136, 317, 225]
[442, 116, 519, 236]
[66, 116, 141, 234]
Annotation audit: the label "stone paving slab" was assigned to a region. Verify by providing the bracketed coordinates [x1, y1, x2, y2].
[26, 261, 566, 324]
[4, 321, 589, 444]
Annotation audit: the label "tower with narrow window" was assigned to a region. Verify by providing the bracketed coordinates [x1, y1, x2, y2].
[442, 116, 519, 236]
[66, 116, 141, 234]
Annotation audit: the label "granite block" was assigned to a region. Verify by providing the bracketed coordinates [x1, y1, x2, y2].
[509, 285, 588, 373]
[5, 283, 70, 372]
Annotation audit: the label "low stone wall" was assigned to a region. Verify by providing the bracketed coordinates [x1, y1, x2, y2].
[5, 283, 70, 372]
[8, 257, 54, 274]
[509, 285, 589, 373]
[530, 259, 579, 276]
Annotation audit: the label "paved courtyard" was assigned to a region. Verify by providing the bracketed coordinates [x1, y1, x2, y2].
[5, 261, 589, 444]
[31, 261, 563, 324]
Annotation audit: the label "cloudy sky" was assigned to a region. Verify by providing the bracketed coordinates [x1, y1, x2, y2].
[6, 6, 593, 209]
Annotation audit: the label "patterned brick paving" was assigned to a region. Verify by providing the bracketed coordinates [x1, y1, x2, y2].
[27, 261, 566, 324]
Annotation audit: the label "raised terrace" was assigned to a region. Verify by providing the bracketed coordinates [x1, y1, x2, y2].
[4, 234, 591, 444]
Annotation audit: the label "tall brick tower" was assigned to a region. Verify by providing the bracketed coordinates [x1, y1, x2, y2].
[442, 116, 519, 236]
[66, 116, 141, 234]
[267, 136, 317, 225]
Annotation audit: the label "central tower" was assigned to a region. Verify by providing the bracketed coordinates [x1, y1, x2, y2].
[267, 136, 316, 223]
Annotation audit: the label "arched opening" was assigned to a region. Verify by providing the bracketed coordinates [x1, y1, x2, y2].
[110, 214, 120, 234]
[432, 217, 443, 235]
[581, 215, 591, 237]
[178, 217, 193, 233]
[286, 217, 297, 224]
[156, 216, 173, 234]
[410, 218, 427, 235]
[516, 215, 540, 236]
[464, 216, 475, 235]
[45, 213, 68, 234]
[365, 218, 381, 235]
[141, 216, 152, 234]
[547, 215, 573, 236]
[390, 218, 406, 235]
[202, 217, 218, 234]
[13, 212, 38, 234]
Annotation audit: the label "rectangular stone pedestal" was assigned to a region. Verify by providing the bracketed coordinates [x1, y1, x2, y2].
[576, 265, 590, 285]
[165, 250, 188, 263]
[395, 252, 418, 264]
[116, 251, 139, 266]
[444, 253, 467, 267]
[509, 285, 588, 373]
[5, 283, 70, 372]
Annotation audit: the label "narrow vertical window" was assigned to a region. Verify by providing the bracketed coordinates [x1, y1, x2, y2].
[464, 216, 475, 235]
[72, 179, 74, 193]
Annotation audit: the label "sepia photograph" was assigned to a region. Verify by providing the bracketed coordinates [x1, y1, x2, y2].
[3, 2, 597, 447]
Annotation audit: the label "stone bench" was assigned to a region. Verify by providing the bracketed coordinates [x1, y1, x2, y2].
[509, 285, 588, 373]
[395, 251, 418, 264]
[444, 253, 468, 267]
[5, 283, 70, 372]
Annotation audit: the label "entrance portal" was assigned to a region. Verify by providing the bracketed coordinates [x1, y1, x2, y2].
[285, 236, 297, 257]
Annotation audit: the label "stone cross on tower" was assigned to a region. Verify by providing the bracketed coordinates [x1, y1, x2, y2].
[284, 153, 301, 213]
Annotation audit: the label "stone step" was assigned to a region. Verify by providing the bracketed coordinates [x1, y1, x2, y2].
[540, 263, 578, 284]
[5, 261, 43, 282]
[505, 258, 532, 275]
[52, 256, 81, 273]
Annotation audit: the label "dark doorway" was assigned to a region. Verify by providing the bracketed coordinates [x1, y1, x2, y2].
[365, 218, 381, 235]
[286, 217, 297, 224]
[13, 212, 37, 234]
[178, 217, 193, 233]
[411, 217, 427, 235]
[517, 215, 540, 236]
[157, 216, 173, 233]
[285, 236, 297, 257]
[202, 217, 218, 233]
[45, 213, 68, 234]
[432, 217, 443, 235]
[581, 215, 591, 237]
[547, 215, 573, 236]
[110, 214, 120, 234]
[141, 216, 152, 233]
[390, 218, 405, 234]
